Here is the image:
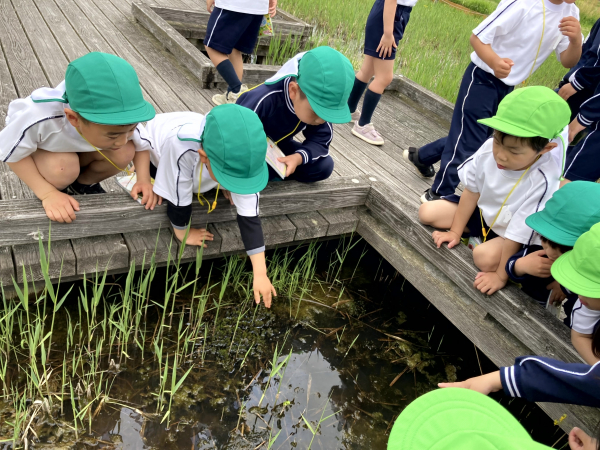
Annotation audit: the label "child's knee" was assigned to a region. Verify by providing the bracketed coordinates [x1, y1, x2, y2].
[418, 202, 437, 226]
[112, 141, 136, 166]
[377, 72, 394, 87]
[473, 245, 499, 272]
[45, 153, 80, 186]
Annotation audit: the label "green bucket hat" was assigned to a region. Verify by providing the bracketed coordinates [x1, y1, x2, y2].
[478, 86, 570, 139]
[551, 222, 600, 298]
[388, 388, 552, 450]
[201, 104, 268, 195]
[65, 52, 155, 125]
[526, 181, 600, 246]
[297, 46, 354, 124]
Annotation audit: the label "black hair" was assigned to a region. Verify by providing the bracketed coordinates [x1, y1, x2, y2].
[540, 236, 573, 255]
[74, 111, 92, 126]
[290, 78, 307, 100]
[494, 129, 550, 152]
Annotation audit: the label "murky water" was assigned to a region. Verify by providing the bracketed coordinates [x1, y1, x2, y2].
[0, 238, 563, 449]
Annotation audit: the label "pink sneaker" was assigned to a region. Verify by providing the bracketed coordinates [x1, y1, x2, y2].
[351, 122, 384, 146]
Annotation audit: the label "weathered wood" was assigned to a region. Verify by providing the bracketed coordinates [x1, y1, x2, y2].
[71, 234, 129, 275]
[123, 227, 177, 269]
[356, 208, 600, 434]
[287, 211, 329, 241]
[0, 246, 14, 288]
[318, 207, 358, 236]
[12, 239, 76, 283]
[0, 163, 26, 201]
[262, 215, 297, 246]
[0, 176, 370, 245]
[0, 44, 18, 125]
[213, 220, 244, 253]
[177, 224, 223, 259]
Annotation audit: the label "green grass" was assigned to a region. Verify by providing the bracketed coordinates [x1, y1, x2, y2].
[278, 0, 599, 103]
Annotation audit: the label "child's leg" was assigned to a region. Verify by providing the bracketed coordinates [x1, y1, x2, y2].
[347, 56, 375, 114]
[30, 150, 80, 190]
[472, 237, 505, 272]
[230, 48, 244, 81]
[358, 58, 394, 127]
[207, 47, 242, 95]
[77, 140, 136, 185]
[418, 199, 459, 230]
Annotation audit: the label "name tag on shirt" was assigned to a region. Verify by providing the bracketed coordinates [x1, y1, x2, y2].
[498, 205, 512, 225]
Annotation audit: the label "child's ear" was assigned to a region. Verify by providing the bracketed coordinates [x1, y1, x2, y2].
[64, 108, 81, 128]
[288, 81, 298, 101]
[539, 142, 558, 155]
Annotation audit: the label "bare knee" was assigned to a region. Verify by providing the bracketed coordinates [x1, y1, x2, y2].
[418, 202, 437, 226]
[40, 153, 80, 188]
[473, 245, 500, 272]
[110, 141, 136, 167]
[374, 72, 394, 89]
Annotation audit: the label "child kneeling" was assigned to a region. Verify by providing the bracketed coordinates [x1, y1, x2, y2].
[147, 105, 276, 307]
[419, 87, 570, 296]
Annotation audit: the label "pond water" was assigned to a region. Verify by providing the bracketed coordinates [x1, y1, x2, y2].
[0, 237, 564, 449]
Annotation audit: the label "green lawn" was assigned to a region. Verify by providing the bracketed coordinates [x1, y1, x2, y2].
[277, 0, 599, 103]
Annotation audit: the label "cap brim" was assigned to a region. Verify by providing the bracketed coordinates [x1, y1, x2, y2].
[78, 100, 156, 125]
[307, 96, 351, 124]
[525, 213, 579, 247]
[478, 117, 540, 138]
[210, 161, 269, 195]
[551, 252, 600, 297]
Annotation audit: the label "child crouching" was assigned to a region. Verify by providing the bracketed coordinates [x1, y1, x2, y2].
[419, 87, 570, 296]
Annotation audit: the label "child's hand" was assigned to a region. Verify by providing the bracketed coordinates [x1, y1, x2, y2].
[377, 32, 397, 59]
[269, 0, 277, 17]
[569, 427, 598, 450]
[520, 249, 553, 278]
[559, 16, 582, 43]
[254, 274, 277, 308]
[41, 191, 80, 223]
[278, 153, 303, 177]
[558, 82, 577, 101]
[177, 228, 214, 248]
[569, 117, 586, 143]
[206, 0, 214, 12]
[492, 57, 514, 79]
[547, 280, 567, 305]
[432, 230, 461, 249]
[438, 371, 502, 395]
[474, 271, 506, 295]
[131, 181, 160, 210]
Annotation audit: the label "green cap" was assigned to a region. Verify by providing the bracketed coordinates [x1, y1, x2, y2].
[201, 104, 268, 195]
[478, 86, 570, 139]
[388, 388, 551, 450]
[526, 181, 600, 246]
[297, 46, 354, 124]
[65, 52, 155, 125]
[551, 222, 600, 298]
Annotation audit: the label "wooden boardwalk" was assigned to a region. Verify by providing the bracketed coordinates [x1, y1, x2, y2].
[0, 0, 598, 436]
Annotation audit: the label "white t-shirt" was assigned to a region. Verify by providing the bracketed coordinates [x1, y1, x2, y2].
[398, 0, 418, 7]
[458, 137, 563, 245]
[215, 0, 268, 15]
[571, 299, 600, 335]
[146, 111, 259, 216]
[471, 0, 580, 86]
[0, 81, 152, 163]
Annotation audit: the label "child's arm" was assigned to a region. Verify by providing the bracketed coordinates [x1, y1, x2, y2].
[469, 34, 514, 79]
[377, 0, 398, 59]
[558, 17, 583, 69]
[7, 156, 80, 223]
[249, 252, 277, 308]
[131, 150, 160, 210]
[438, 371, 502, 394]
[512, 249, 553, 278]
[277, 122, 331, 176]
[474, 238, 521, 295]
[432, 188, 479, 249]
[571, 329, 599, 365]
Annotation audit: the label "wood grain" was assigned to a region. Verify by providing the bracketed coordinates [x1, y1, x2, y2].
[318, 207, 358, 236]
[71, 234, 129, 275]
[12, 239, 76, 282]
[0, 245, 14, 288]
[287, 211, 329, 241]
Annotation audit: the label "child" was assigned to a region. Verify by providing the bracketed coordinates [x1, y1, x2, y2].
[405, 0, 581, 202]
[146, 105, 276, 307]
[552, 222, 600, 365]
[206, 0, 277, 105]
[419, 87, 570, 296]
[346, 0, 416, 146]
[0, 52, 158, 223]
[506, 181, 600, 309]
[236, 46, 354, 182]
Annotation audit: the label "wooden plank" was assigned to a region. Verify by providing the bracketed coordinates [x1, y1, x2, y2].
[12, 239, 76, 283]
[318, 207, 358, 236]
[213, 220, 244, 253]
[262, 215, 297, 246]
[0, 163, 26, 201]
[287, 211, 329, 241]
[0, 176, 371, 245]
[356, 208, 600, 435]
[70, 234, 129, 275]
[122, 227, 177, 269]
[0, 43, 18, 125]
[0, 245, 15, 289]
[11, 0, 70, 86]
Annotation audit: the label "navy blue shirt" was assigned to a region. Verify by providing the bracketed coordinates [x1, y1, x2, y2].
[236, 77, 333, 165]
[501, 356, 600, 407]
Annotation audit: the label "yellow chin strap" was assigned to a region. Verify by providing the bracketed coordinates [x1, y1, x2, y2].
[197, 161, 219, 213]
[77, 128, 133, 175]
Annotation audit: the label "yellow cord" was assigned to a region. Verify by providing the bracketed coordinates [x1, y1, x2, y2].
[523, 0, 546, 86]
[480, 162, 536, 242]
[197, 162, 219, 213]
[275, 120, 302, 145]
[76, 128, 133, 175]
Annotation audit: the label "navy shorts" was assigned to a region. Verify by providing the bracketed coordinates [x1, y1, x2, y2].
[464, 206, 499, 241]
[364, 0, 412, 60]
[205, 7, 263, 55]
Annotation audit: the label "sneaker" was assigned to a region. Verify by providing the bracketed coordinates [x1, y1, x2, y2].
[420, 188, 442, 204]
[351, 122, 384, 146]
[350, 109, 361, 123]
[403, 147, 435, 178]
[212, 84, 248, 106]
[67, 182, 106, 195]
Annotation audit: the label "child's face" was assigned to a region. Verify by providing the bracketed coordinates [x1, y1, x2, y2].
[198, 148, 217, 183]
[579, 296, 600, 310]
[540, 239, 565, 261]
[288, 82, 326, 126]
[492, 134, 555, 171]
[65, 108, 137, 151]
